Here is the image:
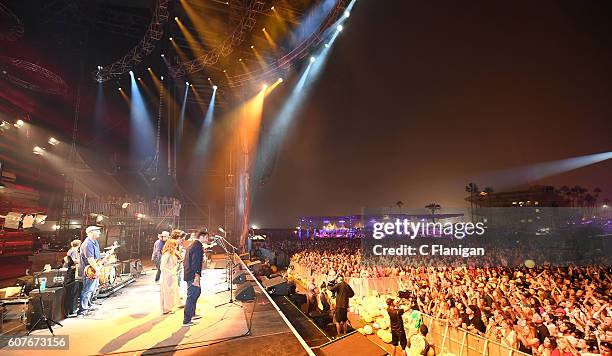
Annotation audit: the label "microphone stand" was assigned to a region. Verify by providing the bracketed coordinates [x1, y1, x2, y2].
[212, 236, 229, 289]
[215, 231, 243, 309]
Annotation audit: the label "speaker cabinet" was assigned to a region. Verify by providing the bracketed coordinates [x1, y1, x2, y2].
[235, 283, 255, 301]
[27, 287, 66, 329]
[63, 280, 82, 316]
[232, 270, 247, 285]
[246, 260, 261, 273]
[261, 276, 289, 296]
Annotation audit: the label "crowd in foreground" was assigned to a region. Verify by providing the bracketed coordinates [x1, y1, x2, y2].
[287, 238, 612, 356]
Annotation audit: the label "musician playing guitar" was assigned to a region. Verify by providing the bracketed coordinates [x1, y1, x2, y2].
[78, 225, 102, 316]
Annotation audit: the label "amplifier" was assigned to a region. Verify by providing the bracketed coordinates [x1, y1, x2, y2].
[34, 269, 71, 288]
[27, 286, 66, 329]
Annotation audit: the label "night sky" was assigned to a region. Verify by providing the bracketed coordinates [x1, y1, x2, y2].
[2, 1, 612, 229]
[250, 0, 612, 227]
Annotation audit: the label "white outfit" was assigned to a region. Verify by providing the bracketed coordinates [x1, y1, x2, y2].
[160, 252, 180, 313]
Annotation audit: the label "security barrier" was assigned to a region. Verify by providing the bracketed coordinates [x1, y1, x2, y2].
[292, 262, 529, 356]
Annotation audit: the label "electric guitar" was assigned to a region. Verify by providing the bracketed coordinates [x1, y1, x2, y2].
[84, 241, 120, 279]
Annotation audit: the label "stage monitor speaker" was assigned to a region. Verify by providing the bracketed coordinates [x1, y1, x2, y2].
[232, 270, 247, 285]
[246, 260, 261, 273]
[129, 259, 143, 276]
[27, 287, 66, 329]
[262, 276, 289, 296]
[235, 283, 255, 301]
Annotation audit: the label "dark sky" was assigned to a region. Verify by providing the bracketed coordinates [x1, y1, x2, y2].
[250, 0, 612, 227]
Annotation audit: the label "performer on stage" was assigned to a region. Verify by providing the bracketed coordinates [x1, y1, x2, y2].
[79, 226, 102, 316]
[63, 239, 81, 272]
[160, 238, 182, 314]
[152, 231, 169, 283]
[182, 230, 208, 327]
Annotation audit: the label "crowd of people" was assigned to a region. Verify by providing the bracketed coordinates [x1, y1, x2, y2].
[68, 194, 181, 218]
[289, 238, 612, 356]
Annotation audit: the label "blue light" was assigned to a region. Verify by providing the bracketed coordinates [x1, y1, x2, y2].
[129, 75, 155, 160]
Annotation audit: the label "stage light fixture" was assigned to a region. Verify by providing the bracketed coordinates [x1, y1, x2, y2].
[118, 87, 122, 91]
[262, 83, 268, 90]
[271, 6, 274, 10]
[310, 56, 316, 63]
[48, 137, 60, 145]
[14, 119, 24, 128]
[161, 76, 164, 80]
[174, 16, 179, 21]
[251, 224, 258, 229]
[278, 78, 283, 83]
[138, 77, 141, 81]
[250, 45, 254, 49]
[337, 25, 343, 31]
[213, 85, 218, 90]
[33, 146, 44, 155]
[147, 67, 151, 71]
[161, 54, 165, 57]
[169, 37, 173, 41]
[262, 27, 266, 32]
[344, 11, 350, 18]
[186, 81, 189, 85]
[239, 58, 243, 62]
[325, 43, 330, 48]
[129, 70, 134, 76]
[97, 65, 102, 70]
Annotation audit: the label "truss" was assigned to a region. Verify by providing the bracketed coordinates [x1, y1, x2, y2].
[94, 0, 171, 82]
[169, 0, 266, 78]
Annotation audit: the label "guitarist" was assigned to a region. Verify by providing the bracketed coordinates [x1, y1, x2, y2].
[78, 225, 102, 316]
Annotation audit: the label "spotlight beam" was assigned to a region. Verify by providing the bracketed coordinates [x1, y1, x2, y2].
[129, 74, 155, 160]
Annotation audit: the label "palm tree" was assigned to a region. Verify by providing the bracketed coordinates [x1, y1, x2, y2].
[465, 183, 479, 221]
[559, 185, 571, 206]
[593, 187, 601, 215]
[425, 203, 442, 223]
[482, 187, 494, 207]
[396, 201, 404, 214]
[584, 194, 595, 216]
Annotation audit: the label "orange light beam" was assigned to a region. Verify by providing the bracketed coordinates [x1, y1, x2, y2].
[171, 39, 189, 62]
[176, 18, 205, 55]
[250, 46, 267, 68]
[262, 28, 277, 49]
[190, 86, 209, 114]
[118, 88, 130, 105]
[179, 0, 213, 42]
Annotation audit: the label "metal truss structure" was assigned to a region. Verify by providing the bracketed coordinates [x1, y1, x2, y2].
[0, 56, 69, 96]
[227, 0, 348, 87]
[94, 0, 171, 83]
[0, 3, 24, 42]
[168, 0, 266, 78]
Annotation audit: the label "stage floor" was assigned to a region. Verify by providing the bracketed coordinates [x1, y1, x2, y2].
[2, 267, 308, 356]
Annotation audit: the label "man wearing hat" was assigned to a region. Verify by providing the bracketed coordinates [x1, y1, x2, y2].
[152, 231, 169, 283]
[79, 225, 102, 316]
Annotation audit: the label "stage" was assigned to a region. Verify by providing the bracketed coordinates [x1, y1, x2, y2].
[1, 265, 309, 356]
